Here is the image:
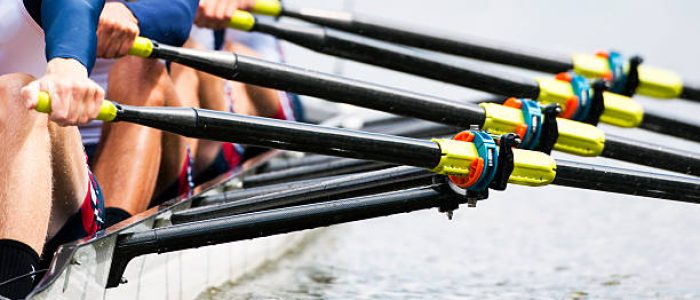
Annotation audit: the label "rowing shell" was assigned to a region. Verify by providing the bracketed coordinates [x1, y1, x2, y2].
[28, 150, 318, 300]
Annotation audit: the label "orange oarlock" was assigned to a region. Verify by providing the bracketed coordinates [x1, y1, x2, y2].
[447, 131, 485, 188]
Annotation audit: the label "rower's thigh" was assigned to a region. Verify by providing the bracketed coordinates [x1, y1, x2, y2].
[0, 73, 53, 251]
[47, 120, 90, 237]
[107, 56, 170, 106]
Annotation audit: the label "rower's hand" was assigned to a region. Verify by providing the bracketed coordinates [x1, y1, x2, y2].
[22, 58, 105, 126]
[195, 0, 256, 30]
[97, 2, 140, 58]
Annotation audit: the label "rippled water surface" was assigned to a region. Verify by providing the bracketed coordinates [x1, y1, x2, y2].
[208, 0, 700, 298]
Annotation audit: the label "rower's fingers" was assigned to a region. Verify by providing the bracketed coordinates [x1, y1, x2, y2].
[21, 80, 40, 110]
[97, 26, 114, 58]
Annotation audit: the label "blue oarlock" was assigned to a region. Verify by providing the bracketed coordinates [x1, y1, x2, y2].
[467, 131, 499, 192]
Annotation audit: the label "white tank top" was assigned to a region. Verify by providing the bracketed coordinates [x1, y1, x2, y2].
[0, 0, 47, 77]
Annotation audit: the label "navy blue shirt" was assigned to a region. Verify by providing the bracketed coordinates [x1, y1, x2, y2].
[24, 0, 105, 72]
[23, 0, 198, 72]
[124, 0, 199, 47]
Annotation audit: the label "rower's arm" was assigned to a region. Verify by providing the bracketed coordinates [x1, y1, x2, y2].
[124, 0, 199, 47]
[30, 0, 106, 72]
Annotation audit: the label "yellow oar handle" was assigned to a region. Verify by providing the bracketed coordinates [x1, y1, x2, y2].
[229, 10, 257, 31]
[128, 37, 155, 58]
[35, 91, 118, 122]
[251, 0, 282, 16]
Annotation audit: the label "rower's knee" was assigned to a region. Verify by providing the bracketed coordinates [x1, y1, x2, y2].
[0, 73, 46, 135]
[108, 56, 171, 107]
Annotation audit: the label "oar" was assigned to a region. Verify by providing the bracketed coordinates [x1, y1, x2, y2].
[173, 165, 437, 223]
[34, 94, 700, 200]
[107, 186, 464, 287]
[226, 12, 700, 143]
[244, 157, 391, 187]
[125, 38, 700, 176]
[248, 0, 700, 103]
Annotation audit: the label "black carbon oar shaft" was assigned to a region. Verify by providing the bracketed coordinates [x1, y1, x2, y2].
[639, 112, 700, 142]
[115, 105, 441, 169]
[244, 158, 391, 187]
[554, 159, 700, 203]
[108, 186, 459, 287]
[602, 134, 699, 176]
[150, 43, 488, 128]
[173, 166, 435, 223]
[252, 19, 539, 98]
[280, 5, 573, 73]
[145, 43, 700, 176]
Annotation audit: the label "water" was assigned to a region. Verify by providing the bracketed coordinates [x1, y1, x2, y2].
[208, 1, 700, 298]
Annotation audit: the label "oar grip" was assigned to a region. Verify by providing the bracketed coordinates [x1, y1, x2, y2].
[128, 37, 154, 58]
[510, 149, 557, 186]
[251, 0, 282, 16]
[229, 10, 256, 31]
[35, 91, 118, 122]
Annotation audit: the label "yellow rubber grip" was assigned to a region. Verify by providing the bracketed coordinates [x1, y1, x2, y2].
[128, 37, 154, 58]
[554, 118, 606, 157]
[599, 91, 644, 127]
[229, 10, 256, 31]
[636, 65, 683, 99]
[571, 53, 610, 78]
[252, 0, 282, 16]
[35, 92, 117, 122]
[537, 77, 644, 128]
[479, 103, 606, 157]
[479, 103, 525, 136]
[430, 139, 479, 176]
[510, 149, 557, 186]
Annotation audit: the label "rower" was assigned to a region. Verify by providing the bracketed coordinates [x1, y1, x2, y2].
[170, 0, 302, 185]
[82, 0, 198, 228]
[0, 0, 106, 299]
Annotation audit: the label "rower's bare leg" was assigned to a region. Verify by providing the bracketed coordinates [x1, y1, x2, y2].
[0, 74, 53, 297]
[168, 40, 202, 178]
[152, 72, 189, 202]
[192, 62, 228, 174]
[93, 56, 165, 216]
[0, 74, 52, 253]
[223, 42, 283, 118]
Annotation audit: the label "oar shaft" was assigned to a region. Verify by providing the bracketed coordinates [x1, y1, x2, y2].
[116, 105, 442, 169]
[554, 159, 700, 203]
[172, 166, 435, 223]
[280, 5, 573, 73]
[639, 112, 700, 143]
[244, 158, 391, 187]
[151, 42, 488, 128]
[253, 19, 539, 98]
[602, 134, 700, 176]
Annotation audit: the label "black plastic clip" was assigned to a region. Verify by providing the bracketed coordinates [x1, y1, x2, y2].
[582, 80, 606, 126]
[620, 56, 643, 97]
[489, 133, 520, 191]
[534, 104, 561, 155]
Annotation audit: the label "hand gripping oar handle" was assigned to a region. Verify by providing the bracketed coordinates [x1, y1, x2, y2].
[35, 91, 119, 122]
